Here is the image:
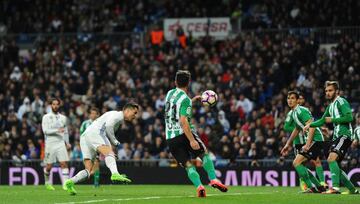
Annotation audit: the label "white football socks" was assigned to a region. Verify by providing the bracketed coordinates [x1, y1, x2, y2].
[105, 154, 119, 174]
[71, 169, 90, 184]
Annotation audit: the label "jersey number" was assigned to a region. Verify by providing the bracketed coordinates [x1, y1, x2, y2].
[165, 102, 178, 127]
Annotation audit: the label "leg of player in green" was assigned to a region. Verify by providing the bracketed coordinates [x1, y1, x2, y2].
[328, 158, 341, 193]
[202, 153, 228, 192]
[185, 163, 206, 197]
[93, 159, 100, 188]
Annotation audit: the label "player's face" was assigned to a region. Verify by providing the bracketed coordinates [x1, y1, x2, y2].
[297, 96, 305, 106]
[51, 100, 60, 113]
[125, 108, 138, 121]
[287, 94, 297, 109]
[325, 85, 337, 101]
[89, 110, 99, 121]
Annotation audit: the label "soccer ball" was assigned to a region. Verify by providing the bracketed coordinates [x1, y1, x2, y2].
[201, 90, 218, 106]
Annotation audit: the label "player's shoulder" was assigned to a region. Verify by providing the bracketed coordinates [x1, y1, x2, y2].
[337, 96, 349, 105]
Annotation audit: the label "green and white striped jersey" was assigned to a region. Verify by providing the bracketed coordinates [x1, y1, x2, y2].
[353, 126, 360, 141]
[284, 110, 306, 145]
[165, 88, 195, 140]
[80, 119, 93, 136]
[311, 96, 353, 140]
[291, 105, 324, 142]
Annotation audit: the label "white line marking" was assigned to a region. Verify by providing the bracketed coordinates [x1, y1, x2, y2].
[55, 192, 275, 204]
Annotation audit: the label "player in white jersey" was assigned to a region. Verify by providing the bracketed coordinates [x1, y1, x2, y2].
[42, 98, 71, 191]
[64, 102, 139, 195]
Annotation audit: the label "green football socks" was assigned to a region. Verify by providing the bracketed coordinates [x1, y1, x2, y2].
[202, 154, 217, 180]
[329, 161, 340, 188]
[186, 166, 202, 187]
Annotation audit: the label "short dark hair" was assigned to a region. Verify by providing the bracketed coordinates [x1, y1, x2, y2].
[287, 90, 299, 99]
[90, 107, 99, 113]
[325, 80, 339, 90]
[123, 102, 139, 111]
[175, 70, 191, 88]
[49, 97, 61, 105]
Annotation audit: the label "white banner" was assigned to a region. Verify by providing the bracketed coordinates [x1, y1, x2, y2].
[164, 18, 231, 41]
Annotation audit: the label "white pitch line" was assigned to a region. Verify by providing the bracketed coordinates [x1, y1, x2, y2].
[55, 192, 275, 204]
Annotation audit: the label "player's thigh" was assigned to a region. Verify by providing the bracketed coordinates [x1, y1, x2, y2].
[44, 146, 58, 164]
[85, 133, 111, 155]
[167, 136, 191, 167]
[298, 141, 322, 161]
[329, 136, 352, 161]
[56, 144, 70, 162]
[81, 137, 97, 161]
[188, 132, 206, 158]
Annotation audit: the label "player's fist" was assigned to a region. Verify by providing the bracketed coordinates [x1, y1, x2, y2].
[303, 124, 310, 132]
[280, 144, 290, 156]
[325, 117, 332, 123]
[58, 127, 65, 133]
[66, 143, 72, 150]
[190, 140, 200, 150]
[191, 95, 202, 102]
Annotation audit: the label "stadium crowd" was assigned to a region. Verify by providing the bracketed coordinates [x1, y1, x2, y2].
[0, 0, 359, 34]
[1, 29, 359, 167]
[0, 0, 359, 168]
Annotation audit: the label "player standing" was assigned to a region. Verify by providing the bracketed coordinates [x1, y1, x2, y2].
[283, 92, 327, 191]
[304, 81, 359, 194]
[281, 91, 326, 193]
[42, 98, 71, 190]
[165, 70, 228, 197]
[64, 102, 139, 195]
[80, 107, 100, 187]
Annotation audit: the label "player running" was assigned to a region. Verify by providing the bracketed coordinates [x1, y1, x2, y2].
[79, 107, 100, 187]
[304, 81, 359, 194]
[281, 91, 326, 193]
[283, 91, 327, 191]
[42, 98, 71, 191]
[165, 70, 228, 198]
[64, 102, 139, 195]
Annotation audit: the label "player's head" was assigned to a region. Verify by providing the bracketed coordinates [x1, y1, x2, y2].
[297, 91, 305, 106]
[175, 70, 191, 88]
[325, 80, 339, 101]
[123, 102, 139, 121]
[287, 90, 299, 109]
[89, 107, 99, 121]
[50, 98, 61, 113]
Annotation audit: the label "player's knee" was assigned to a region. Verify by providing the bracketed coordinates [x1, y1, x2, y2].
[184, 161, 192, 168]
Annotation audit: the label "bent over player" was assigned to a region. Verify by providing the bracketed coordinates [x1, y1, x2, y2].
[64, 102, 139, 195]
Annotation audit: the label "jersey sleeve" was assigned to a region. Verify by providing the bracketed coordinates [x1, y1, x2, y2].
[180, 98, 191, 117]
[63, 116, 70, 144]
[284, 112, 295, 133]
[332, 99, 353, 124]
[41, 115, 58, 135]
[299, 108, 312, 123]
[80, 121, 86, 135]
[105, 113, 121, 146]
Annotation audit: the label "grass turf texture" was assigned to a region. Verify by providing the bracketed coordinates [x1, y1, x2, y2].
[0, 185, 358, 204]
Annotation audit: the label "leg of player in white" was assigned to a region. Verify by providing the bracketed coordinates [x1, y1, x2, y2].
[64, 134, 130, 195]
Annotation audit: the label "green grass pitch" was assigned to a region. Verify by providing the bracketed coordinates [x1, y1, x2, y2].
[0, 185, 358, 204]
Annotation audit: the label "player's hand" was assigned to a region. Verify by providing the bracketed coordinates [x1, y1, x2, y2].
[302, 143, 310, 152]
[191, 95, 202, 103]
[58, 127, 65, 133]
[303, 124, 310, 132]
[325, 117, 332, 123]
[190, 140, 200, 150]
[280, 144, 290, 156]
[66, 143, 72, 150]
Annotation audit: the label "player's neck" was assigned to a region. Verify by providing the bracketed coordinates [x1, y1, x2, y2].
[177, 87, 187, 93]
